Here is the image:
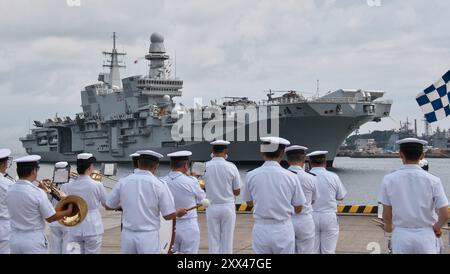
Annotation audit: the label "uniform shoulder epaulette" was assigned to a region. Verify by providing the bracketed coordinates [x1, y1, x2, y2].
[307, 171, 316, 176]
[288, 170, 297, 174]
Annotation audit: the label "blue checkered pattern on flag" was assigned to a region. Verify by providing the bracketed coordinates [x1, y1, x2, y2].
[416, 70, 450, 123]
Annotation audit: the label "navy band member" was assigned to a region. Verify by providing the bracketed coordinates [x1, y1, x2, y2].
[308, 151, 347, 254]
[48, 162, 70, 254]
[204, 140, 242, 254]
[106, 150, 187, 254]
[286, 145, 318, 254]
[0, 149, 14, 254]
[243, 137, 306, 254]
[61, 153, 108, 254]
[6, 155, 73, 254]
[162, 151, 206, 254]
[379, 138, 449, 254]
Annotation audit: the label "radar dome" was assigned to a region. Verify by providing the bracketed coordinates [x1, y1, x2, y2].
[151, 33, 164, 43]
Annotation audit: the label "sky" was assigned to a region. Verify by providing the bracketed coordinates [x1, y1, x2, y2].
[1, 0, 450, 152]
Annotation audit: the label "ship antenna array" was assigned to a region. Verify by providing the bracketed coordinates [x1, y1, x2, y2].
[102, 32, 126, 69]
[316, 79, 320, 98]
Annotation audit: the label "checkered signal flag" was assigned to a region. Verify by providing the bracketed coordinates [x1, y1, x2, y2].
[416, 70, 450, 123]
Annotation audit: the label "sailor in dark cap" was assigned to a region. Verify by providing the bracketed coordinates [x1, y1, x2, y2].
[107, 150, 186, 254]
[6, 155, 73, 254]
[242, 137, 306, 254]
[161, 151, 206, 254]
[379, 138, 449, 254]
[61, 153, 108, 254]
[0, 149, 14, 254]
[308, 151, 347, 254]
[285, 145, 318, 254]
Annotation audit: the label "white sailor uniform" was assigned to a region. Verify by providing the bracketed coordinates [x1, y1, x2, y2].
[106, 170, 176, 254]
[379, 165, 449, 254]
[0, 173, 14, 254]
[310, 167, 347, 254]
[61, 175, 107, 254]
[204, 157, 242, 254]
[162, 171, 206, 254]
[288, 165, 318, 254]
[6, 180, 55, 254]
[243, 161, 306, 254]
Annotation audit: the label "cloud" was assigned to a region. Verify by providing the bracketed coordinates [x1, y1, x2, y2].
[1, 0, 450, 153]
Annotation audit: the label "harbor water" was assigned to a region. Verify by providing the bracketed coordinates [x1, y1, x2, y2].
[6, 156, 450, 205]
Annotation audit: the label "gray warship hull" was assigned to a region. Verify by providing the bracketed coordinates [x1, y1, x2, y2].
[21, 102, 391, 166]
[19, 32, 393, 166]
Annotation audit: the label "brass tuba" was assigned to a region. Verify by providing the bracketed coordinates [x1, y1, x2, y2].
[39, 179, 88, 227]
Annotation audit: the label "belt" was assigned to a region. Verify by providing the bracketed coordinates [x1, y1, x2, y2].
[11, 229, 44, 234]
[254, 219, 291, 225]
[209, 202, 235, 206]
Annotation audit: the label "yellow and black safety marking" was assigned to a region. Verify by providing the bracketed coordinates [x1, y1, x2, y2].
[198, 205, 450, 214]
[198, 204, 380, 215]
[337, 205, 378, 214]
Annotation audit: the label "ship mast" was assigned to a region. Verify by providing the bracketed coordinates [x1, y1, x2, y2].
[102, 32, 126, 89]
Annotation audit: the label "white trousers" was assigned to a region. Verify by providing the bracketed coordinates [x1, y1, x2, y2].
[206, 203, 236, 254]
[391, 227, 439, 254]
[174, 219, 200, 254]
[0, 220, 10, 254]
[49, 225, 69, 254]
[292, 214, 316, 254]
[252, 220, 295, 254]
[313, 212, 339, 254]
[121, 229, 160, 254]
[68, 234, 102, 254]
[10, 231, 48, 254]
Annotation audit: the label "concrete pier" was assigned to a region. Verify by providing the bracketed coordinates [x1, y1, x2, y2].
[99, 211, 450, 254]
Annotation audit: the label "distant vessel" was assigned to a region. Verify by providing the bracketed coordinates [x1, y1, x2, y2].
[20, 32, 393, 167]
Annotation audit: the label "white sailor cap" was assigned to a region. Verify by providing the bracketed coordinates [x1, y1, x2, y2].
[137, 150, 164, 161]
[285, 145, 309, 153]
[0, 149, 11, 160]
[55, 162, 69, 168]
[167, 151, 192, 160]
[306, 151, 328, 158]
[210, 140, 231, 146]
[395, 138, 428, 146]
[77, 153, 94, 160]
[260, 137, 290, 146]
[14, 155, 41, 164]
[260, 137, 290, 153]
[130, 153, 140, 158]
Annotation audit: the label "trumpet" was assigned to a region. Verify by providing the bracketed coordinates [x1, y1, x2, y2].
[38, 179, 88, 227]
[70, 170, 116, 189]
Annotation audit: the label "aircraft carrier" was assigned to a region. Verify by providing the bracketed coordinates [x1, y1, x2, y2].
[20, 32, 392, 167]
